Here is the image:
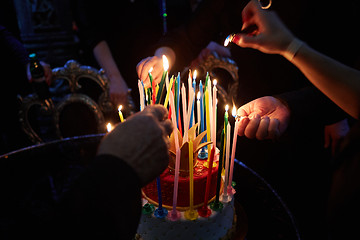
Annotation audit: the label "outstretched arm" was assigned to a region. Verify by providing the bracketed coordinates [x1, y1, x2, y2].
[231, 0, 360, 119]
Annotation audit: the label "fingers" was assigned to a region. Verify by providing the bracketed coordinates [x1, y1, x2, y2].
[238, 115, 280, 140]
[268, 118, 280, 139]
[136, 56, 162, 87]
[244, 114, 261, 139]
[143, 104, 169, 121]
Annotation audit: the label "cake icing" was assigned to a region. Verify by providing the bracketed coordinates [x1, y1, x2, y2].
[136, 149, 237, 240]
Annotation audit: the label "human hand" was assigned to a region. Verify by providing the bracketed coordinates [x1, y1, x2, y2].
[230, 0, 294, 56]
[191, 41, 232, 68]
[236, 96, 290, 140]
[26, 61, 53, 85]
[108, 75, 129, 107]
[136, 55, 163, 88]
[97, 105, 173, 186]
[324, 118, 350, 157]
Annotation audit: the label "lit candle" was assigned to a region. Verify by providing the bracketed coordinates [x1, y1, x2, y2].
[220, 122, 232, 203]
[189, 70, 197, 128]
[161, 55, 169, 84]
[197, 92, 201, 135]
[227, 106, 238, 196]
[138, 80, 145, 111]
[205, 89, 211, 153]
[223, 105, 229, 168]
[118, 105, 124, 122]
[148, 67, 156, 105]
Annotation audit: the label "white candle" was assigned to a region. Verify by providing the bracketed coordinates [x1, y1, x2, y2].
[181, 83, 188, 143]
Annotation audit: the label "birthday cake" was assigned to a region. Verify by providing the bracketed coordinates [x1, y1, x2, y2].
[135, 67, 240, 239]
[136, 126, 237, 240]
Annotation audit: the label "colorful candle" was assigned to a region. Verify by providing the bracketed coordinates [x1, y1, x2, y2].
[161, 55, 169, 84]
[211, 128, 224, 211]
[227, 106, 239, 196]
[198, 146, 215, 218]
[212, 79, 217, 148]
[205, 89, 211, 153]
[189, 71, 197, 128]
[186, 90, 195, 140]
[138, 80, 145, 111]
[164, 75, 174, 109]
[181, 83, 188, 143]
[118, 105, 124, 122]
[176, 73, 181, 129]
[197, 92, 201, 135]
[220, 122, 231, 203]
[188, 140, 194, 209]
[184, 139, 198, 220]
[148, 67, 156, 105]
[168, 90, 181, 221]
[199, 80, 204, 138]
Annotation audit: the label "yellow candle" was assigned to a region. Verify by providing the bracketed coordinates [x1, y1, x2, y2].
[205, 89, 211, 154]
[164, 76, 175, 109]
[118, 105, 124, 122]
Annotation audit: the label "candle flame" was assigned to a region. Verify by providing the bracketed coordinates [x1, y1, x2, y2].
[224, 34, 235, 47]
[148, 67, 153, 73]
[106, 122, 112, 132]
[225, 104, 229, 111]
[118, 105, 123, 111]
[193, 70, 197, 80]
[213, 79, 217, 86]
[197, 91, 200, 100]
[162, 55, 169, 71]
[232, 105, 237, 117]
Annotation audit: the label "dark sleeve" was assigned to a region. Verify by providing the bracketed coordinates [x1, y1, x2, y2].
[275, 86, 350, 127]
[72, 0, 107, 50]
[0, 25, 29, 66]
[57, 154, 142, 240]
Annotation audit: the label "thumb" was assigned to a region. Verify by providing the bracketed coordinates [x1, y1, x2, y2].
[232, 34, 262, 50]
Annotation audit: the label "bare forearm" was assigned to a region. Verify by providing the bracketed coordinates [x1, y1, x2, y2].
[285, 42, 360, 119]
[93, 40, 123, 79]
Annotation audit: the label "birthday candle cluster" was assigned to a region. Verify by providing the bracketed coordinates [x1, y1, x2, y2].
[137, 55, 240, 220]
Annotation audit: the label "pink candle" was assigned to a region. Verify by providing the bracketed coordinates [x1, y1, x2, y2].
[227, 109, 239, 196]
[212, 80, 217, 148]
[168, 90, 181, 221]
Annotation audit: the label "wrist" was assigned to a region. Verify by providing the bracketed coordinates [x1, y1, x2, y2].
[282, 38, 304, 62]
